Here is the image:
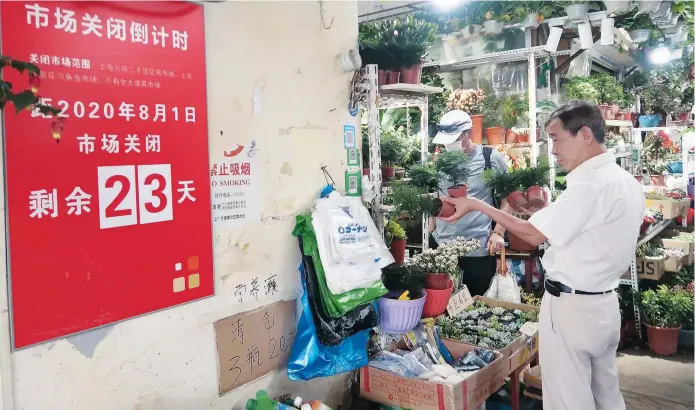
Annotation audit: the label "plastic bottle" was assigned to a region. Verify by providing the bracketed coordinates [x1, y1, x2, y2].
[300, 401, 334, 410]
[245, 391, 296, 410]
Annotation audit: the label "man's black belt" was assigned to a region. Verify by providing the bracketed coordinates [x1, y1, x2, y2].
[545, 279, 613, 296]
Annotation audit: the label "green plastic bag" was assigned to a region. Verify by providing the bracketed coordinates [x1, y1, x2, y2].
[292, 214, 387, 317]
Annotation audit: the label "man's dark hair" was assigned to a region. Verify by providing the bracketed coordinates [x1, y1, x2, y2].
[545, 100, 606, 144]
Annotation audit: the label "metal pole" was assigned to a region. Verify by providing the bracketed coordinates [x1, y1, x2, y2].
[528, 51, 538, 165]
[366, 64, 384, 237]
[420, 99, 429, 252]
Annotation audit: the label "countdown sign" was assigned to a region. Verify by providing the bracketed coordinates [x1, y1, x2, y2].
[1, 1, 213, 349]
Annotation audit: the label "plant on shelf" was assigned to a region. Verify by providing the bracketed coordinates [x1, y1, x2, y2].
[639, 132, 672, 176]
[636, 241, 665, 259]
[408, 163, 440, 193]
[637, 285, 694, 356]
[482, 91, 504, 130]
[502, 94, 529, 132]
[435, 150, 470, 198]
[484, 169, 521, 203]
[565, 76, 600, 104]
[386, 220, 407, 265]
[380, 126, 406, 180]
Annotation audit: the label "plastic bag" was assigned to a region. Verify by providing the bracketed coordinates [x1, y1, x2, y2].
[484, 248, 521, 303]
[287, 263, 370, 381]
[298, 237, 380, 345]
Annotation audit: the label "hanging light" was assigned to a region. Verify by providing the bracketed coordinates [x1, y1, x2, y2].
[432, 0, 460, 11]
[649, 44, 672, 64]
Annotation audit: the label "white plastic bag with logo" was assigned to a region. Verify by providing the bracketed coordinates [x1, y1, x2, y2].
[312, 191, 393, 294]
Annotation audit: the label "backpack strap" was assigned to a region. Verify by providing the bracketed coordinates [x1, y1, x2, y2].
[483, 146, 493, 171]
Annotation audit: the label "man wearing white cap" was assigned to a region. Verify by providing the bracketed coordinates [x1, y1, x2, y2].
[430, 110, 509, 296]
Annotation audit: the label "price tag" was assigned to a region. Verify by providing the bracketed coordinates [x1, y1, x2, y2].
[520, 321, 540, 338]
[446, 286, 473, 317]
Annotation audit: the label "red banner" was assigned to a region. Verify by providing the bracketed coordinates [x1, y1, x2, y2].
[1, 1, 212, 349]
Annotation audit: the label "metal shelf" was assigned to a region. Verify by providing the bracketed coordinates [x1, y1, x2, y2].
[637, 218, 673, 246]
[424, 46, 571, 72]
[379, 84, 443, 95]
[605, 120, 633, 128]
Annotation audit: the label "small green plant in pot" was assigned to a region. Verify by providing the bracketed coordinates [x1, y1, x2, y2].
[484, 168, 527, 211]
[518, 165, 550, 209]
[408, 163, 440, 193]
[380, 129, 406, 181]
[637, 285, 694, 356]
[391, 181, 454, 220]
[386, 220, 407, 265]
[435, 150, 470, 198]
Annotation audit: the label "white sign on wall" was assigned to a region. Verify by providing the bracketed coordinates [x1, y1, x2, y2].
[210, 140, 260, 228]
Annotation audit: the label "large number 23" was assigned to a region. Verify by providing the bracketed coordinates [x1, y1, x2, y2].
[98, 165, 173, 229]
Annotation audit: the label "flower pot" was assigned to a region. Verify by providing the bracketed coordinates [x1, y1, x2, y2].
[471, 114, 484, 144]
[629, 29, 651, 43]
[483, 20, 503, 35]
[390, 238, 406, 265]
[604, 0, 632, 15]
[425, 273, 451, 290]
[650, 175, 665, 186]
[526, 185, 545, 208]
[517, 133, 530, 143]
[508, 232, 537, 252]
[400, 63, 422, 84]
[447, 184, 468, 198]
[422, 280, 454, 318]
[679, 112, 690, 121]
[395, 169, 406, 180]
[485, 127, 506, 145]
[605, 111, 616, 120]
[506, 190, 529, 212]
[386, 71, 400, 85]
[505, 130, 518, 144]
[678, 328, 694, 348]
[378, 291, 427, 334]
[523, 12, 539, 28]
[381, 166, 395, 180]
[608, 104, 619, 115]
[646, 325, 681, 356]
[598, 104, 608, 117]
[363, 167, 370, 176]
[565, 4, 590, 21]
[378, 69, 387, 86]
[434, 198, 455, 218]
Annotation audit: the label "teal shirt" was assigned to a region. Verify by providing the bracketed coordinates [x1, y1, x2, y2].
[433, 145, 509, 257]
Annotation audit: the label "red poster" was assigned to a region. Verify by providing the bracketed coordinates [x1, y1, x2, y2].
[1, 1, 213, 349]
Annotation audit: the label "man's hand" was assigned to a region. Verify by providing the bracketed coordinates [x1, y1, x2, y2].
[487, 232, 505, 255]
[439, 196, 480, 223]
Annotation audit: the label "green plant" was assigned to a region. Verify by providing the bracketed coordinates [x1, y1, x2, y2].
[637, 285, 694, 328]
[617, 286, 636, 320]
[565, 77, 600, 104]
[408, 163, 440, 192]
[386, 220, 407, 241]
[422, 70, 451, 130]
[517, 165, 550, 190]
[483, 169, 521, 199]
[435, 150, 470, 188]
[662, 265, 695, 288]
[593, 73, 626, 106]
[391, 182, 441, 219]
[502, 94, 529, 129]
[380, 128, 406, 166]
[482, 91, 503, 128]
[636, 241, 665, 258]
[381, 263, 427, 296]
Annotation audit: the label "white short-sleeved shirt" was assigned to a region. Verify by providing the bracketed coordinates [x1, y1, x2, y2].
[529, 152, 645, 292]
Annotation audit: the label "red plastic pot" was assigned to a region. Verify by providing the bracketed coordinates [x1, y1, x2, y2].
[400, 63, 422, 84]
[647, 325, 681, 356]
[378, 69, 387, 86]
[390, 239, 406, 265]
[471, 114, 484, 144]
[425, 273, 451, 290]
[508, 232, 536, 252]
[526, 185, 544, 208]
[680, 112, 690, 121]
[506, 190, 529, 211]
[422, 279, 454, 318]
[386, 71, 400, 84]
[381, 166, 395, 180]
[447, 184, 468, 198]
[517, 133, 530, 143]
[486, 127, 506, 145]
[435, 198, 455, 218]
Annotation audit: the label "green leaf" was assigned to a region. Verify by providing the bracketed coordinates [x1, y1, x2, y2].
[8, 90, 38, 113]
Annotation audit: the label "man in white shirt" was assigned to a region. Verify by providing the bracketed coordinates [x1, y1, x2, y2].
[439, 101, 645, 410]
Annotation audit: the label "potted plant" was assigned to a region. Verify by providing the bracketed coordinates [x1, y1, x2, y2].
[564, 1, 601, 21]
[639, 133, 673, 185]
[502, 95, 529, 143]
[482, 92, 505, 144]
[408, 163, 440, 193]
[481, 2, 514, 34]
[391, 181, 454, 220]
[435, 150, 470, 198]
[410, 236, 481, 317]
[484, 168, 525, 210]
[380, 128, 406, 181]
[637, 285, 694, 356]
[677, 281, 695, 348]
[382, 16, 437, 84]
[447, 88, 486, 144]
[379, 264, 428, 333]
[565, 76, 601, 105]
[518, 165, 550, 209]
[386, 220, 407, 265]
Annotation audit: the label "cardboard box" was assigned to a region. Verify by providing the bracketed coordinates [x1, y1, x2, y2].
[646, 199, 690, 219]
[442, 296, 540, 369]
[665, 254, 685, 273]
[658, 230, 694, 266]
[360, 341, 508, 410]
[636, 256, 666, 280]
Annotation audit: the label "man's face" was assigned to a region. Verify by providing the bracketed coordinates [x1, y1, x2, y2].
[459, 129, 473, 152]
[547, 119, 586, 172]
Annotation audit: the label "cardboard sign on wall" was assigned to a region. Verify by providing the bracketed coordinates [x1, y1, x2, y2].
[214, 300, 297, 395]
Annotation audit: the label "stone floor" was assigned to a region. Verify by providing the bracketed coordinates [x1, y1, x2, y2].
[618, 347, 694, 410]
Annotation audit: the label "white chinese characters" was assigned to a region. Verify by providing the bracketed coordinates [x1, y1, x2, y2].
[30, 99, 198, 124]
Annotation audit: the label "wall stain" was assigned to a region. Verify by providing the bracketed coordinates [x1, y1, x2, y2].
[66, 325, 114, 358]
[278, 121, 327, 136]
[221, 274, 232, 284]
[280, 162, 293, 176]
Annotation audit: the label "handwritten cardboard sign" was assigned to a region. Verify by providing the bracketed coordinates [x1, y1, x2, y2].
[214, 300, 296, 395]
[446, 286, 473, 317]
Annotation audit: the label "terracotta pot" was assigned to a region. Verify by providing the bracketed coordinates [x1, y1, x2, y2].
[647, 325, 681, 356]
[381, 166, 395, 180]
[434, 198, 455, 218]
[605, 111, 616, 120]
[390, 238, 406, 265]
[608, 104, 619, 115]
[447, 184, 468, 198]
[363, 167, 370, 176]
[598, 104, 608, 117]
[386, 71, 400, 84]
[526, 185, 544, 208]
[680, 112, 690, 121]
[422, 279, 454, 318]
[395, 169, 406, 180]
[400, 63, 422, 84]
[425, 273, 451, 290]
[378, 69, 387, 87]
[517, 133, 530, 143]
[506, 190, 529, 211]
[486, 127, 506, 145]
[505, 130, 518, 144]
[470, 114, 484, 144]
[651, 175, 665, 186]
[508, 232, 537, 252]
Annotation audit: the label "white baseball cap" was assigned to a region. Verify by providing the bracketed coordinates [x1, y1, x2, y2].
[432, 110, 473, 145]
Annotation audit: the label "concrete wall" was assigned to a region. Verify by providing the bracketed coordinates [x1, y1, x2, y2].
[0, 1, 357, 409]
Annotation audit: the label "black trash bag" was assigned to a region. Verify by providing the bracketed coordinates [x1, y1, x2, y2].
[298, 237, 380, 346]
